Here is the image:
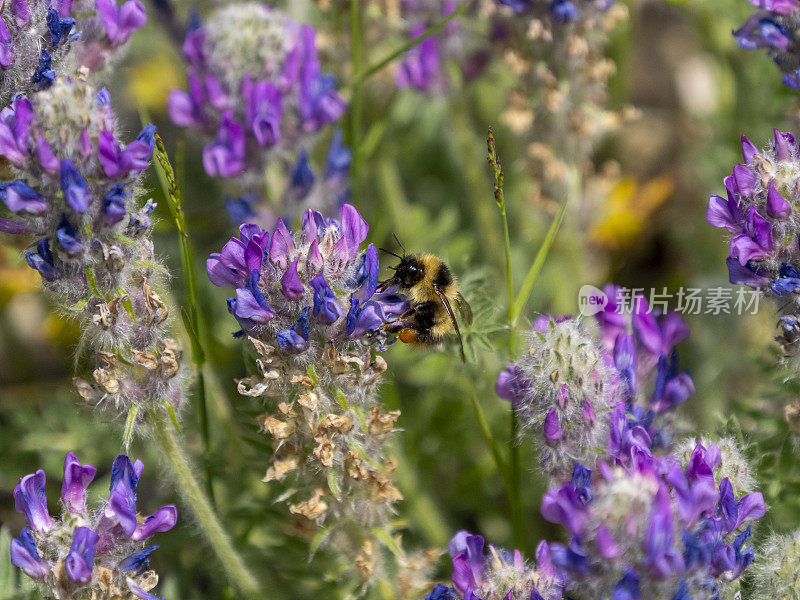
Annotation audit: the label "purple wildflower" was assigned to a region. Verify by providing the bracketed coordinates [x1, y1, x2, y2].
[10, 453, 175, 599]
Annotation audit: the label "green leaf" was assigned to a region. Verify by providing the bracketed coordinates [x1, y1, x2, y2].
[327, 470, 341, 501]
[308, 525, 332, 560]
[371, 527, 404, 559]
[85, 265, 100, 297]
[131, 260, 170, 276]
[123, 405, 139, 449]
[165, 402, 180, 433]
[107, 232, 139, 246]
[511, 200, 568, 325]
[117, 290, 135, 322]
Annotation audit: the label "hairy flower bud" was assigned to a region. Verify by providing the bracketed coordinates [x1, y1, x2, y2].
[751, 528, 800, 600]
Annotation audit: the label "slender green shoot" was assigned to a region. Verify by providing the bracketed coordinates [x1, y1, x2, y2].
[151, 132, 214, 505]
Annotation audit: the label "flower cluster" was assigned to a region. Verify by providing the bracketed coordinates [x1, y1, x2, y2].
[706, 129, 800, 358]
[10, 452, 176, 600]
[425, 531, 565, 600]
[0, 78, 184, 420]
[733, 0, 800, 87]
[168, 2, 347, 223]
[495, 315, 617, 481]
[490, 0, 629, 213]
[496, 290, 694, 483]
[541, 440, 765, 599]
[0, 0, 146, 104]
[208, 203, 410, 581]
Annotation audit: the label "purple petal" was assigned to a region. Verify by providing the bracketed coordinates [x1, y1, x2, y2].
[451, 554, 479, 594]
[107, 455, 139, 537]
[727, 257, 769, 288]
[733, 492, 766, 531]
[126, 578, 164, 600]
[746, 207, 774, 250]
[207, 256, 241, 288]
[131, 505, 177, 541]
[10, 526, 48, 579]
[61, 451, 97, 515]
[35, 136, 58, 174]
[767, 181, 791, 219]
[707, 195, 740, 232]
[543, 409, 563, 442]
[269, 218, 295, 270]
[732, 164, 757, 197]
[65, 527, 98, 585]
[597, 525, 620, 558]
[12, 0, 31, 26]
[730, 234, 769, 265]
[774, 129, 797, 160]
[495, 363, 527, 404]
[0, 217, 27, 234]
[281, 257, 304, 300]
[234, 287, 274, 322]
[741, 135, 758, 162]
[340, 203, 368, 255]
[13, 470, 54, 532]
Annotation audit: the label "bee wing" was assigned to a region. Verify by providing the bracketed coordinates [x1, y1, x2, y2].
[433, 283, 466, 363]
[455, 292, 473, 325]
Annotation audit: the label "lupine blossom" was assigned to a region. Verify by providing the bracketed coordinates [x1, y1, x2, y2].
[208, 204, 410, 583]
[0, 0, 145, 104]
[168, 3, 346, 181]
[11, 452, 176, 600]
[733, 0, 800, 87]
[425, 531, 566, 600]
[0, 79, 184, 419]
[541, 441, 766, 599]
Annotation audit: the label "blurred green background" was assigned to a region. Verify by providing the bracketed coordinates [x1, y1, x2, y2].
[3, 0, 800, 597]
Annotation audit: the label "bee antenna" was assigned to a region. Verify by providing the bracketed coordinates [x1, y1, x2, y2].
[379, 248, 402, 260]
[392, 233, 407, 257]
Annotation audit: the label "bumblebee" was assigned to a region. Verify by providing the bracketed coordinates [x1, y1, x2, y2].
[379, 242, 473, 362]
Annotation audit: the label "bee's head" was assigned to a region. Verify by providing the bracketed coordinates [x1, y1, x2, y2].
[392, 256, 424, 287]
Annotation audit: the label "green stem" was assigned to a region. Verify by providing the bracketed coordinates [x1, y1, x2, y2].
[488, 129, 525, 547]
[147, 412, 262, 600]
[349, 0, 363, 200]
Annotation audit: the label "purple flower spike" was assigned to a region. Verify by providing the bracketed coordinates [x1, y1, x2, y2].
[97, 0, 147, 44]
[107, 455, 139, 537]
[59, 159, 90, 212]
[281, 257, 304, 300]
[65, 526, 99, 585]
[766, 181, 791, 218]
[14, 470, 54, 532]
[311, 273, 343, 324]
[10, 527, 47, 579]
[61, 451, 97, 515]
[131, 505, 177, 541]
